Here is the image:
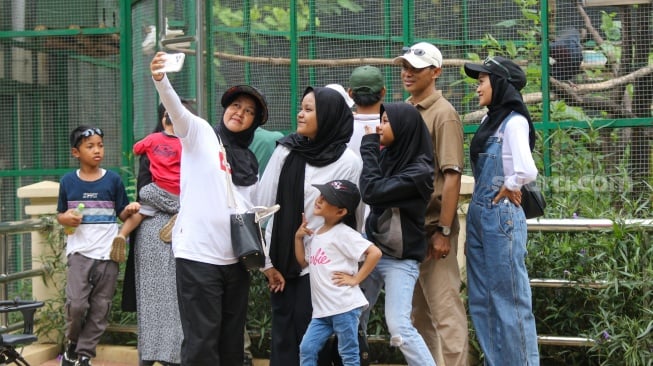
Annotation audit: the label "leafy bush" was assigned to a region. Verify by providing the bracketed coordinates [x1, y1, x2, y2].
[525, 127, 652, 365]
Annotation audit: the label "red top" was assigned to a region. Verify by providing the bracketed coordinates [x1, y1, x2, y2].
[133, 132, 181, 195]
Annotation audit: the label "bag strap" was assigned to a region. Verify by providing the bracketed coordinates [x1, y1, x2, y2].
[217, 134, 238, 209]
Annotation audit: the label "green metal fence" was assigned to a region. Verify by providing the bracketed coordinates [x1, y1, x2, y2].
[0, 1, 651, 364]
[1, 1, 651, 224]
[0, 0, 650, 314]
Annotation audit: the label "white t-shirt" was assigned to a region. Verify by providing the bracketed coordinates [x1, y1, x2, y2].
[303, 223, 371, 318]
[348, 113, 380, 159]
[155, 76, 253, 265]
[257, 144, 363, 273]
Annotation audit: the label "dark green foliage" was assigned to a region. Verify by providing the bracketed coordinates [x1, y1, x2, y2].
[524, 128, 652, 365]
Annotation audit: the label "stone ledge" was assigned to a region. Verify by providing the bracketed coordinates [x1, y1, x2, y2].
[21, 343, 59, 365]
[26, 344, 139, 365]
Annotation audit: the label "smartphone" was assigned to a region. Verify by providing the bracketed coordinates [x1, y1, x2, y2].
[160, 53, 186, 73]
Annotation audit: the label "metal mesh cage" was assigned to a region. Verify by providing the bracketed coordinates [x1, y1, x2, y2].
[0, 0, 651, 338]
[1, 1, 123, 295]
[205, 0, 651, 201]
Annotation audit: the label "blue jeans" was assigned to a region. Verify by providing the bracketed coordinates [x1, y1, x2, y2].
[466, 199, 540, 366]
[360, 256, 435, 366]
[300, 307, 362, 366]
[467, 118, 540, 366]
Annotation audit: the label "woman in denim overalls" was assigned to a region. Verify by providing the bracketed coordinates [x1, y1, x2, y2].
[463, 56, 540, 366]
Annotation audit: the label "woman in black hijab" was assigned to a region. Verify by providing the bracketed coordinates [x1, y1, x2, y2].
[358, 102, 436, 366]
[463, 56, 539, 366]
[257, 86, 362, 366]
[215, 85, 269, 188]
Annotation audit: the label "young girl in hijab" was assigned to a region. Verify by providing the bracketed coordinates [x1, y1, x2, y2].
[257, 86, 362, 366]
[464, 56, 539, 366]
[359, 102, 436, 366]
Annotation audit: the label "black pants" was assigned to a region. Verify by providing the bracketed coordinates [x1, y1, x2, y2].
[176, 259, 250, 366]
[269, 275, 312, 366]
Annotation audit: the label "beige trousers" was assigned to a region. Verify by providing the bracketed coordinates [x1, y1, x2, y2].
[412, 232, 469, 366]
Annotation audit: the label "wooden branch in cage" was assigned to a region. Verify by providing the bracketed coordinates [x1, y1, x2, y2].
[165, 44, 470, 67]
[560, 65, 653, 92]
[167, 44, 648, 85]
[463, 92, 547, 122]
[516, 65, 653, 105]
[167, 44, 650, 123]
[462, 110, 488, 123]
[577, 2, 620, 71]
[38, 24, 120, 57]
[577, 3, 605, 47]
[551, 79, 637, 118]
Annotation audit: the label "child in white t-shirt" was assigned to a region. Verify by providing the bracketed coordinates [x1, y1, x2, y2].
[294, 179, 382, 366]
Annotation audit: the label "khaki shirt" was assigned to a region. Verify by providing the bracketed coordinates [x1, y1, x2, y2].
[407, 91, 465, 235]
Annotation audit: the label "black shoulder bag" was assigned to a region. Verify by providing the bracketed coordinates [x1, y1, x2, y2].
[521, 181, 546, 219]
[221, 138, 266, 270]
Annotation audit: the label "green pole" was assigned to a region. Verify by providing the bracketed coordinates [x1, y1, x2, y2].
[401, 0, 414, 100]
[403, 0, 413, 46]
[186, 0, 198, 105]
[289, 0, 299, 131]
[462, 0, 473, 114]
[205, 0, 215, 121]
[244, 0, 251, 82]
[308, 0, 317, 86]
[540, 0, 552, 178]
[120, 0, 133, 167]
[383, 0, 393, 100]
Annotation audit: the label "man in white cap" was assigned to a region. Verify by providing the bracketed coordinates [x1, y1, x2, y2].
[394, 41, 468, 366]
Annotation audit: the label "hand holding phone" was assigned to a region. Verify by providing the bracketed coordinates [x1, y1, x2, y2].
[159, 53, 186, 73]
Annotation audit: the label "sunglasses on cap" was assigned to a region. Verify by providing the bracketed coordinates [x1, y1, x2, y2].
[73, 127, 103, 147]
[401, 46, 426, 56]
[484, 56, 512, 81]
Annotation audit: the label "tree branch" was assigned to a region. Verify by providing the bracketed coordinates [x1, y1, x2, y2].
[167, 44, 477, 68]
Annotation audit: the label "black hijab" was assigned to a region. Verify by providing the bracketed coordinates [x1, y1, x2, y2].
[270, 86, 354, 278]
[213, 99, 263, 187]
[380, 103, 435, 201]
[469, 74, 536, 166]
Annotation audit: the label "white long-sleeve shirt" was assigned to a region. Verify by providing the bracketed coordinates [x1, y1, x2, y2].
[154, 75, 253, 265]
[488, 113, 538, 191]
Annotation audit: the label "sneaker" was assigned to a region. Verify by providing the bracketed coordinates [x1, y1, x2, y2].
[110, 234, 127, 263]
[75, 356, 92, 366]
[60, 342, 77, 366]
[159, 213, 177, 244]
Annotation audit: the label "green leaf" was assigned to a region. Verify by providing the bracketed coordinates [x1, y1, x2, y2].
[336, 0, 363, 12]
[496, 19, 518, 28]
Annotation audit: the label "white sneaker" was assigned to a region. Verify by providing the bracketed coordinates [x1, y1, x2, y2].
[60, 342, 77, 366]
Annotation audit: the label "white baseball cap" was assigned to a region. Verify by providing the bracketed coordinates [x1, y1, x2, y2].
[393, 42, 443, 69]
[325, 83, 355, 109]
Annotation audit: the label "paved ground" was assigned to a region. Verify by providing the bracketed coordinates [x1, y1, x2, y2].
[37, 358, 401, 366]
[30, 345, 404, 366]
[40, 359, 135, 366]
[39, 359, 275, 366]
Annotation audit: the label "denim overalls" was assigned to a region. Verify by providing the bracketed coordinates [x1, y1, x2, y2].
[466, 114, 540, 366]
